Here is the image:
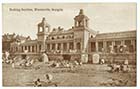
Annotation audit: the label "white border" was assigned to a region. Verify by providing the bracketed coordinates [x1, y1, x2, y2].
[0, 0, 139, 89]
[0, 0, 138, 3]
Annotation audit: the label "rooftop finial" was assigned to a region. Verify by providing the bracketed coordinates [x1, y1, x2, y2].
[42, 17, 46, 22]
[79, 9, 84, 15]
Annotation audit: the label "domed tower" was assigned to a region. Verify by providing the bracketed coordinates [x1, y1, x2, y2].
[73, 9, 90, 53]
[37, 17, 50, 51]
[74, 9, 89, 28]
[37, 17, 50, 42]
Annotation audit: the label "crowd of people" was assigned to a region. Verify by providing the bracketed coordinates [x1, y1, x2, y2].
[2, 50, 131, 86]
[107, 59, 130, 72]
[2, 51, 35, 68]
[2, 51, 130, 72]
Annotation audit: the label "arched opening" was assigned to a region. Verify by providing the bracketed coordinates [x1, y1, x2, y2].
[32, 46, 34, 52]
[39, 45, 41, 51]
[28, 46, 30, 52]
[39, 27, 43, 32]
[91, 42, 95, 52]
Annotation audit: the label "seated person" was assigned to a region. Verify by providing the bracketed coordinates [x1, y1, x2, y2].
[45, 74, 53, 83]
[34, 78, 42, 87]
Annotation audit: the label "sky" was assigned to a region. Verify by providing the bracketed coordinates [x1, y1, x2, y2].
[2, 3, 136, 39]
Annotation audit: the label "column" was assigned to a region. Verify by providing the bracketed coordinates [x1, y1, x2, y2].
[34, 45, 36, 53]
[95, 42, 98, 52]
[67, 42, 70, 52]
[23, 46, 25, 52]
[121, 40, 125, 46]
[112, 41, 115, 46]
[30, 46, 32, 52]
[55, 43, 58, 51]
[74, 42, 77, 51]
[111, 41, 115, 53]
[88, 42, 91, 53]
[103, 41, 107, 52]
[61, 43, 63, 53]
[131, 40, 136, 52]
[37, 44, 39, 52]
[35, 45, 37, 52]
[45, 43, 48, 51]
[50, 44, 52, 50]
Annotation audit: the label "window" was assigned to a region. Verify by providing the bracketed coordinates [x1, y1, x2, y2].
[86, 20, 88, 27]
[57, 36, 60, 39]
[98, 42, 103, 52]
[32, 46, 34, 52]
[52, 44, 55, 50]
[52, 37, 54, 40]
[22, 46, 23, 52]
[125, 40, 133, 53]
[69, 42, 74, 50]
[28, 46, 30, 52]
[47, 44, 50, 50]
[76, 42, 81, 50]
[107, 41, 112, 53]
[114, 45, 118, 53]
[72, 35, 74, 38]
[78, 21, 83, 26]
[63, 43, 67, 51]
[46, 27, 49, 32]
[115, 41, 121, 45]
[57, 43, 61, 50]
[62, 36, 65, 39]
[129, 45, 134, 53]
[39, 27, 43, 32]
[69, 35, 72, 38]
[39, 45, 41, 51]
[25, 46, 27, 50]
[125, 40, 131, 45]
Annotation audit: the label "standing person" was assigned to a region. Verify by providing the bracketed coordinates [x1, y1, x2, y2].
[2, 53, 6, 63]
[5, 51, 10, 60]
[123, 59, 130, 72]
[42, 51, 49, 63]
[100, 58, 105, 64]
[5, 51, 10, 63]
[124, 59, 129, 65]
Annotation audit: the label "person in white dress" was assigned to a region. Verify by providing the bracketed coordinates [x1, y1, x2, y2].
[42, 52, 49, 63]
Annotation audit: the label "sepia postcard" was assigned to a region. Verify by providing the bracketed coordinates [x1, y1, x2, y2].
[2, 3, 136, 87]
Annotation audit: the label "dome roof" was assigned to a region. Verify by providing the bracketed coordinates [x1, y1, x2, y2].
[38, 17, 50, 27]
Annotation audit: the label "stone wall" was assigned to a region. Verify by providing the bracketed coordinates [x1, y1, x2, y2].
[88, 53, 136, 65]
[14, 52, 136, 65]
